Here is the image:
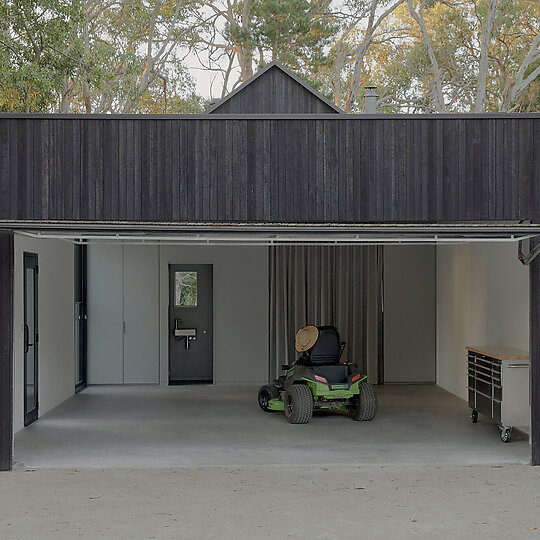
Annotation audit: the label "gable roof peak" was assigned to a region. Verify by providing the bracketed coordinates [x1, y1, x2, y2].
[206, 61, 342, 114]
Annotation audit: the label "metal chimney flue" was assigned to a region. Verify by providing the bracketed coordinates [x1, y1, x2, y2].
[364, 86, 378, 114]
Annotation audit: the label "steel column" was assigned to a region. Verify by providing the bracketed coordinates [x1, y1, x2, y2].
[0, 232, 13, 471]
[530, 247, 540, 465]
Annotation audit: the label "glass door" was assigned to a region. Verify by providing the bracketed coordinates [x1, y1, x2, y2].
[74, 244, 87, 391]
[24, 253, 39, 427]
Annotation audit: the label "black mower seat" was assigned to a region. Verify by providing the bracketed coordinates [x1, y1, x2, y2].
[304, 326, 342, 366]
[299, 326, 348, 383]
[313, 365, 349, 384]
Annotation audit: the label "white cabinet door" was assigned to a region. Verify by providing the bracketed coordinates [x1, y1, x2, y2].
[87, 245, 124, 384]
[123, 245, 159, 383]
[87, 244, 160, 384]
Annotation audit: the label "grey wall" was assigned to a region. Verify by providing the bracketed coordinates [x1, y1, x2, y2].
[159, 245, 269, 384]
[436, 243, 529, 400]
[383, 246, 436, 383]
[87, 244, 269, 385]
[13, 235, 75, 433]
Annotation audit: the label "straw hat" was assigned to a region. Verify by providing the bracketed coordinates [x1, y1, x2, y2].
[295, 325, 319, 352]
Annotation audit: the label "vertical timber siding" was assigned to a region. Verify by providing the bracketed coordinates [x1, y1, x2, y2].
[0, 232, 13, 470]
[1, 113, 540, 466]
[209, 66, 340, 114]
[1, 115, 539, 224]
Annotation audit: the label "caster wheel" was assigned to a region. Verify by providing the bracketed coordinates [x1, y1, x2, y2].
[470, 410, 478, 423]
[500, 427, 512, 443]
[258, 384, 280, 412]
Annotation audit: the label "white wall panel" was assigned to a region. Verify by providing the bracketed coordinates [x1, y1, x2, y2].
[123, 245, 159, 383]
[13, 235, 75, 433]
[436, 243, 529, 400]
[87, 245, 124, 384]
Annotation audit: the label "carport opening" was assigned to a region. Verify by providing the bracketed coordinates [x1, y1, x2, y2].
[9, 222, 535, 468]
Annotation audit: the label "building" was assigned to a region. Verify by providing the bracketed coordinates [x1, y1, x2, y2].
[1, 62, 539, 470]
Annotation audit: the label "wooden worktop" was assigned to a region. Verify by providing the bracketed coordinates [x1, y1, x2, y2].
[466, 346, 530, 361]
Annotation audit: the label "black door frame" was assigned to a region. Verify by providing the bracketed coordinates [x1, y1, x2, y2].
[74, 244, 87, 392]
[0, 232, 14, 471]
[23, 252, 39, 427]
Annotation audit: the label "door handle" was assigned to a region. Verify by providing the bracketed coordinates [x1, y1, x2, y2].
[24, 325, 33, 352]
[24, 324, 29, 354]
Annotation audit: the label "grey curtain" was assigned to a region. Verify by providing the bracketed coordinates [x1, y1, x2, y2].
[269, 245, 383, 383]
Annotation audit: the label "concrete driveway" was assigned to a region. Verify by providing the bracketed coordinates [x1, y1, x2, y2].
[0, 465, 539, 539]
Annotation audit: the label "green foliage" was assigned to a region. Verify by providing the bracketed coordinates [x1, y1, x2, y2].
[1, 0, 539, 113]
[252, 0, 336, 68]
[0, 0, 204, 113]
[363, 0, 540, 112]
[176, 272, 197, 307]
[0, 0, 83, 112]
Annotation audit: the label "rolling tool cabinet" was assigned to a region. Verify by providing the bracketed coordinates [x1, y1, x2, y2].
[467, 346, 530, 443]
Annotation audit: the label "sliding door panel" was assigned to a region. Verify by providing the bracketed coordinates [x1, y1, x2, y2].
[87, 245, 123, 384]
[123, 245, 159, 384]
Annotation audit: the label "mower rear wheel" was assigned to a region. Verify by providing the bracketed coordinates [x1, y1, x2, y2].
[284, 384, 313, 424]
[258, 384, 280, 412]
[350, 381, 377, 421]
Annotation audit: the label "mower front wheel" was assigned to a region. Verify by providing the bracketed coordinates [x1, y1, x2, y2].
[350, 381, 377, 421]
[258, 384, 280, 412]
[284, 384, 313, 424]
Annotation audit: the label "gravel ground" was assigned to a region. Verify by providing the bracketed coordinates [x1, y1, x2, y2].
[1, 464, 539, 540]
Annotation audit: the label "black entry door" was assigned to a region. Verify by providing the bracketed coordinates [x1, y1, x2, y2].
[74, 244, 87, 391]
[169, 264, 213, 384]
[24, 253, 39, 426]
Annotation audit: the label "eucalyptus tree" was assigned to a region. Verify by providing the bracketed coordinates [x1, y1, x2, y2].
[192, 0, 336, 98]
[0, 0, 204, 113]
[74, 0, 204, 113]
[0, 0, 83, 112]
[383, 0, 540, 112]
[328, 0, 406, 112]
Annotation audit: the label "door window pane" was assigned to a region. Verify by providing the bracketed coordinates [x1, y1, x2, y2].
[175, 272, 197, 306]
[25, 267, 36, 413]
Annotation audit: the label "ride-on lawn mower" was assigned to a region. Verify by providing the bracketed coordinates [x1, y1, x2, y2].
[258, 325, 377, 424]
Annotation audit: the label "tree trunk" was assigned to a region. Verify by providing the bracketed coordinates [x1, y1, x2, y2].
[500, 29, 540, 111]
[238, 0, 253, 81]
[407, 0, 447, 113]
[474, 0, 499, 113]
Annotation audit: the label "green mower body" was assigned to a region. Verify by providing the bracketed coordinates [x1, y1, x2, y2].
[258, 326, 377, 424]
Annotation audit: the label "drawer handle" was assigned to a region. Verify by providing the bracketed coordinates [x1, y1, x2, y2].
[507, 363, 529, 368]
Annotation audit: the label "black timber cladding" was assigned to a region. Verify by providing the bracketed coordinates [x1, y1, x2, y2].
[0, 232, 13, 471]
[206, 62, 342, 114]
[1, 115, 539, 224]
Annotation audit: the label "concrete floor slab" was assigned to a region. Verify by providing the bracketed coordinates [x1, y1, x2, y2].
[1, 465, 539, 539]
[14, 384, 530, 469]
